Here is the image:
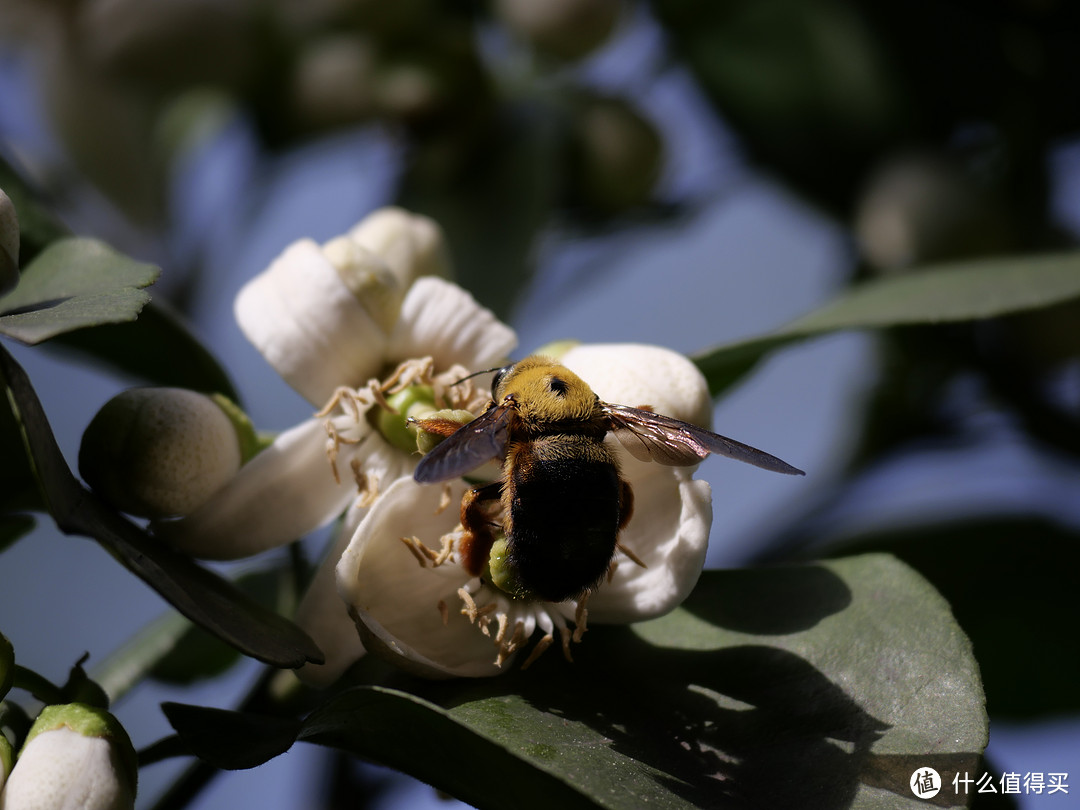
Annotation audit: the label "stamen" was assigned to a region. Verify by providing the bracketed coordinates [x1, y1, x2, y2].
[355, 467, 380, 508]
[432, 533, 456, 565]
[520, 634, 555, 670]
[366, 378, 394, 413]
[400, 536, 431, 568]
[316, 386, 361, 419]
[324, 424, 342, 485]
[400, 534, 454, 567]
[494, 612, 510, 643]
[558, 623, 574, 663]
[573, 595, 589, 643]
[473, 603, 498, 633]
[436, 484, 453, 514]
[616, 542, 648, 569]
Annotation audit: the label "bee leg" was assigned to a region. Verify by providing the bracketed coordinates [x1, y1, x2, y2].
[613, 478, 647, 570]
[617, 478, 635, 531]
[410, 416, 467, 438]
[459, 481, 502, 577]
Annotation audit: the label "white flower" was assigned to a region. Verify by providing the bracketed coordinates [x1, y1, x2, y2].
[0, 704, 137, 810]
[156, 208, 516, 684]
[336, 343, 715, 678]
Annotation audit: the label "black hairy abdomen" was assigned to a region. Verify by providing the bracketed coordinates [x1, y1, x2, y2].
[506, 435, 621, 602]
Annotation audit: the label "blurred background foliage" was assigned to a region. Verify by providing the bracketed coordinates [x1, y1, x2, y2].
[1, 0, 1079, 808]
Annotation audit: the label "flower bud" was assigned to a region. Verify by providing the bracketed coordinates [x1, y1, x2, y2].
[495, 0, 621, 61]
[0, 703, 136, 810]
[288, 35, 378, 132]
[0, 186, 18, 297]
[79, 388, 249, 519]
[854, 151, 1012, 273]
[321, 237, 403, 334]
[346, 207, 452, 289]
[568, 95, 663, 215]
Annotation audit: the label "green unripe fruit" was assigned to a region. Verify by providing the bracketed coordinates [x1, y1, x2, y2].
[79, 388, 248, 518]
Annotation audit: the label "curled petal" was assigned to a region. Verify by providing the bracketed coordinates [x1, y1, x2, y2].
[347, 207, 452, 288]
[388, 277, 517, 373]
[337, 477, 506, 678]
[156, 418, 360, 560]
[234, 239, 388, 406]
[587, 469, 712, 623]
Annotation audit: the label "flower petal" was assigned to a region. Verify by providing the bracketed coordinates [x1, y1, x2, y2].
[347, 207, 452, 288]
[562, 342, 713, 482]
[234, 239, 388, 406]
[155, 418, 359, 560]
[293, 503, 368, 687]
[388, 277, 517, 372]
[337, 477, 507, 678]
[587, 469, 712, 622]
[561, 343, 712, 428]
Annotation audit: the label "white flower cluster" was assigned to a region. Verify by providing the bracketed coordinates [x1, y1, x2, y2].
[84, 207, 716, 680]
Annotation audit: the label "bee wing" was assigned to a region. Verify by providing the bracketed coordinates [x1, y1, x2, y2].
[413, 404, 514, 483]
[602, 403, 805, 475]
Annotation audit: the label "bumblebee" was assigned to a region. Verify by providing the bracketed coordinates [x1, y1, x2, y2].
[413, 356, 803, 602]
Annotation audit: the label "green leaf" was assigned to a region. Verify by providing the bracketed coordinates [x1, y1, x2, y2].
[695, 252, 1080, 395]
[0, 237, 159, 345]
[161, 703, 302, 770]
[0, 352, 44, 516]
[293, 555, 983, 809]
[51, 301, 240, 403]
[0, 343, 322, 670]
[818, 516, 1080, 720]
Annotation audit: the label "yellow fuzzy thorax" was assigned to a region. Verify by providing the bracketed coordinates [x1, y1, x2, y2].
[497, 356, 604, 429]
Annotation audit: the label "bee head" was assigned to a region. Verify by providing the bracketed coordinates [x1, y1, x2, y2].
[493, 356, 601, 426]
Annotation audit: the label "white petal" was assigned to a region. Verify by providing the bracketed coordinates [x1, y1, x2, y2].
[156, 418, 359, 560]
[562, 343, 713, 481]
[347, 207, 452, 287]
[234, 239, 388, 406]
[0, 728, 134, 810]
[587, 469, 712, 623]
[337, 477, 506, 678]
[388, 277, 517, 372]
[561, 343, 712, 428]
[293, 504, 368, 687]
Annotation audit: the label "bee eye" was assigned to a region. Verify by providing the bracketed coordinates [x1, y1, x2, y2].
[490, 364, 513, 398]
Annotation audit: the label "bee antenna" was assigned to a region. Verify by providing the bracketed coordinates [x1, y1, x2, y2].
[452, 366, 503, 386]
